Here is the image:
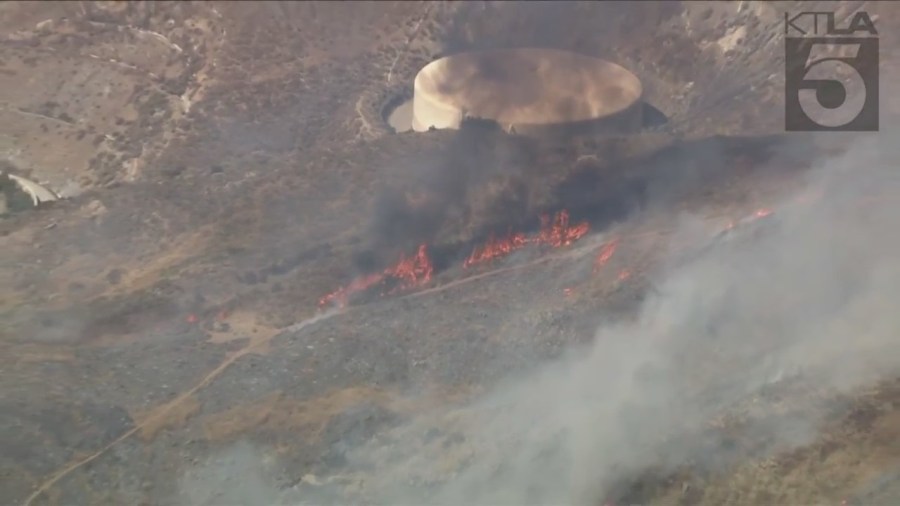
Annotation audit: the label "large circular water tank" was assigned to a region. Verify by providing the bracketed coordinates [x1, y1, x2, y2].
[411, 48, 644, 136]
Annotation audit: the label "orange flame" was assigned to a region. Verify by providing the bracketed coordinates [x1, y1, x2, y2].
[463, 231, 529, 267]
[320, 210, 588, 309]
[538, 209, 590, 248]
[385, 244, 434, 295]
[593, 238, 619, 274]
[464, 210, 590, 268]
[319, 244, 434, 309]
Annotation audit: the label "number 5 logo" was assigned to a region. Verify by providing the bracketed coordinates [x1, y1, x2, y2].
[785, 37, 879, 131]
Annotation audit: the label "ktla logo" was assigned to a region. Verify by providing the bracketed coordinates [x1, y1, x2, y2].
[784, 11, 879, 131]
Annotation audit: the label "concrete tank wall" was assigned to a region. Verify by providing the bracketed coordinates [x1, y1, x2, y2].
[411, 48, 643, 136]
[411, 73, 463, 131]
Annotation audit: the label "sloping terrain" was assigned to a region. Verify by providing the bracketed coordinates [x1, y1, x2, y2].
[2, 2, 900, 505]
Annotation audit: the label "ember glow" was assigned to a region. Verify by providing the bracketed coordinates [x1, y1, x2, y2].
[593, 238, 619, 274]
[724, 207, 775, 232]
[464, 210, 589, 268]
[318, 244, 434, 309]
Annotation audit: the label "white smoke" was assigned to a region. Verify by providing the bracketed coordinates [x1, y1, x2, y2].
[317, 133, 898, 505]
[182, 132, 900, 505]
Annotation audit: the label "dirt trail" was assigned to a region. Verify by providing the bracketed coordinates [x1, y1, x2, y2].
[21, 209, 751, 505]
[22, 311, 338, 506]
[20, 229, 627, 505]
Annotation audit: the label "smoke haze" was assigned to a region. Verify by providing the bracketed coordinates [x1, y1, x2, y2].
[179, 130, 900, 505]
[346, 135, 900, 504]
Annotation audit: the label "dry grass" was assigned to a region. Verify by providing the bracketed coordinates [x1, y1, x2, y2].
[11, 344, 76, 364]
[136, 396, 201, 442]
[201, 387, 396, 443]
[643, 381, 900, 506]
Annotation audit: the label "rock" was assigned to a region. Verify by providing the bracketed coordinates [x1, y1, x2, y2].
[83, 199, 108, 220]
[124, 158, 144, 182]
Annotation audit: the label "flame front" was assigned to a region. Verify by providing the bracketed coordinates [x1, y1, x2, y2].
[318, 205, 781, 311]
[464, 210, 589, 268]
[463, 232, 529, 267]
[538, 210, 590, 248]
[385, 244, 434, 294]
[318, 244, 434, 309]
[321, 210, 590, 309]
[593, 238, 619, 273]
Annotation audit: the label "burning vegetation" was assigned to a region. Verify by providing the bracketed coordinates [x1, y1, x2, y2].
[464, 210, 590, 268]
[318, 205, 780, 310]
[593, 238, 619, 274]
[318, 244, 434, 309]
[319, 130, 800, 315]
[319, 210, 591, 309]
